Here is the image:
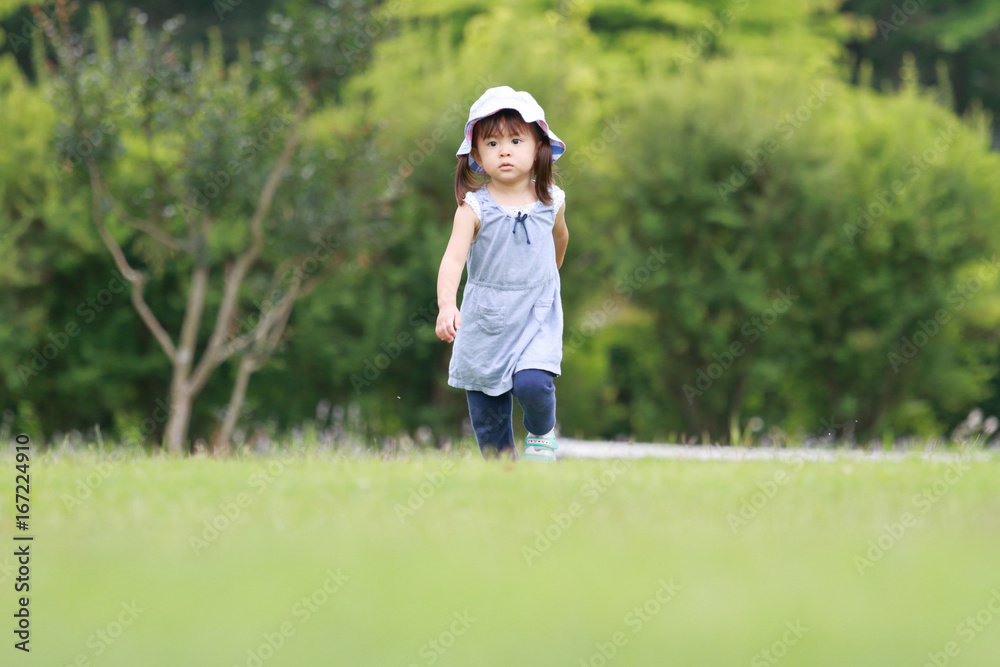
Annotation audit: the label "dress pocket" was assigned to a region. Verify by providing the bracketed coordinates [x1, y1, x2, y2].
[477, 305, 506, 335]
[532, 299, 553, 324]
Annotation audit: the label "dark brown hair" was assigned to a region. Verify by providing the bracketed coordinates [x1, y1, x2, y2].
[454, 108, 554, 206]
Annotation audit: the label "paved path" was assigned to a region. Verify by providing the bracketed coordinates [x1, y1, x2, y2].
[557, 438, 992, 462]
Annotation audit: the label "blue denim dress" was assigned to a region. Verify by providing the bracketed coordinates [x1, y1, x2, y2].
[448, 185, 564, 396]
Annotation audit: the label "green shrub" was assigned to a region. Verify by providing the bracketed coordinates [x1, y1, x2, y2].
[573, 58, 1000, 441]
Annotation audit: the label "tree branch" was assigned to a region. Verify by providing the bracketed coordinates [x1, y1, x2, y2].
[88, 160, 177, 361]
[192, 91, 311, 387]
[190, 276, 301, 396]
[257, 279, 299, 351]
[249, 293, 296, 373]
[297, 273, 325, 300]
[112, 200, 186, 250]
[177, 263, 210, 370]
[248, 93, 311, 249]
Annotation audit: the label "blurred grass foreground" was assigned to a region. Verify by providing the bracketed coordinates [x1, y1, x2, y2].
[6, 447, 997, 666]
[2, 0, 1000, 451]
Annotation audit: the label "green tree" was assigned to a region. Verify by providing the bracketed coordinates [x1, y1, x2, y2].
[579, 59, 1000, 441]
[842, 0, 1000, 146]
[43, 0, 386, 452]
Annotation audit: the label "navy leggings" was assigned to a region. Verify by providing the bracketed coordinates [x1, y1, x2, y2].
[466, 369, 556, 457]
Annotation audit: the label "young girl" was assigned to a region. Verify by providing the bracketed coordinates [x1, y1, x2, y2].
[435, 86, 568, 462]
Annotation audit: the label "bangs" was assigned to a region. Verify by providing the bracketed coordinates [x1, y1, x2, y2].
[473, 109, 542, 143]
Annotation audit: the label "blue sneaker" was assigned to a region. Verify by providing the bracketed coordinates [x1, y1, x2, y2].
[523, 431, 558, 462]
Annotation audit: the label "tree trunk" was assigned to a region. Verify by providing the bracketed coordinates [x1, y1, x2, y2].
[164, 383, 193, 455]
[162, 264, 210, 454]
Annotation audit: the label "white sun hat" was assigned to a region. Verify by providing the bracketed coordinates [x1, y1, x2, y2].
[456, 86, 566, 174]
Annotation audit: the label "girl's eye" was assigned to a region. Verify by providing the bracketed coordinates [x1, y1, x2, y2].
[488, 141, 498, 147]
[512, 139, 521, 144]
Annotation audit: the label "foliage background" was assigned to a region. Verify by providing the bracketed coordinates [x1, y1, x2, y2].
[2, 0, 1000, 448]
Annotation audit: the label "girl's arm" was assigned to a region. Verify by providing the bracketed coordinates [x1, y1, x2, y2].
[435, 205, 478, 342]
[552, 202, 569, 269]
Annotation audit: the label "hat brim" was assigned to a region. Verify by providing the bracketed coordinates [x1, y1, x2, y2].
[457, 113, 565, 174]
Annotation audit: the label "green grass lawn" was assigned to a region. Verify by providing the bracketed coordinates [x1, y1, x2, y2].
[5, 446, 1000, 666]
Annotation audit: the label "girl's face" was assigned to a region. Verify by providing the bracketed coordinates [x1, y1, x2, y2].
[473, 126, 539, 185]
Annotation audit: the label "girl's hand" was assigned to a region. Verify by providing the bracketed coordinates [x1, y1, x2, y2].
[436, 304, 462, 342]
